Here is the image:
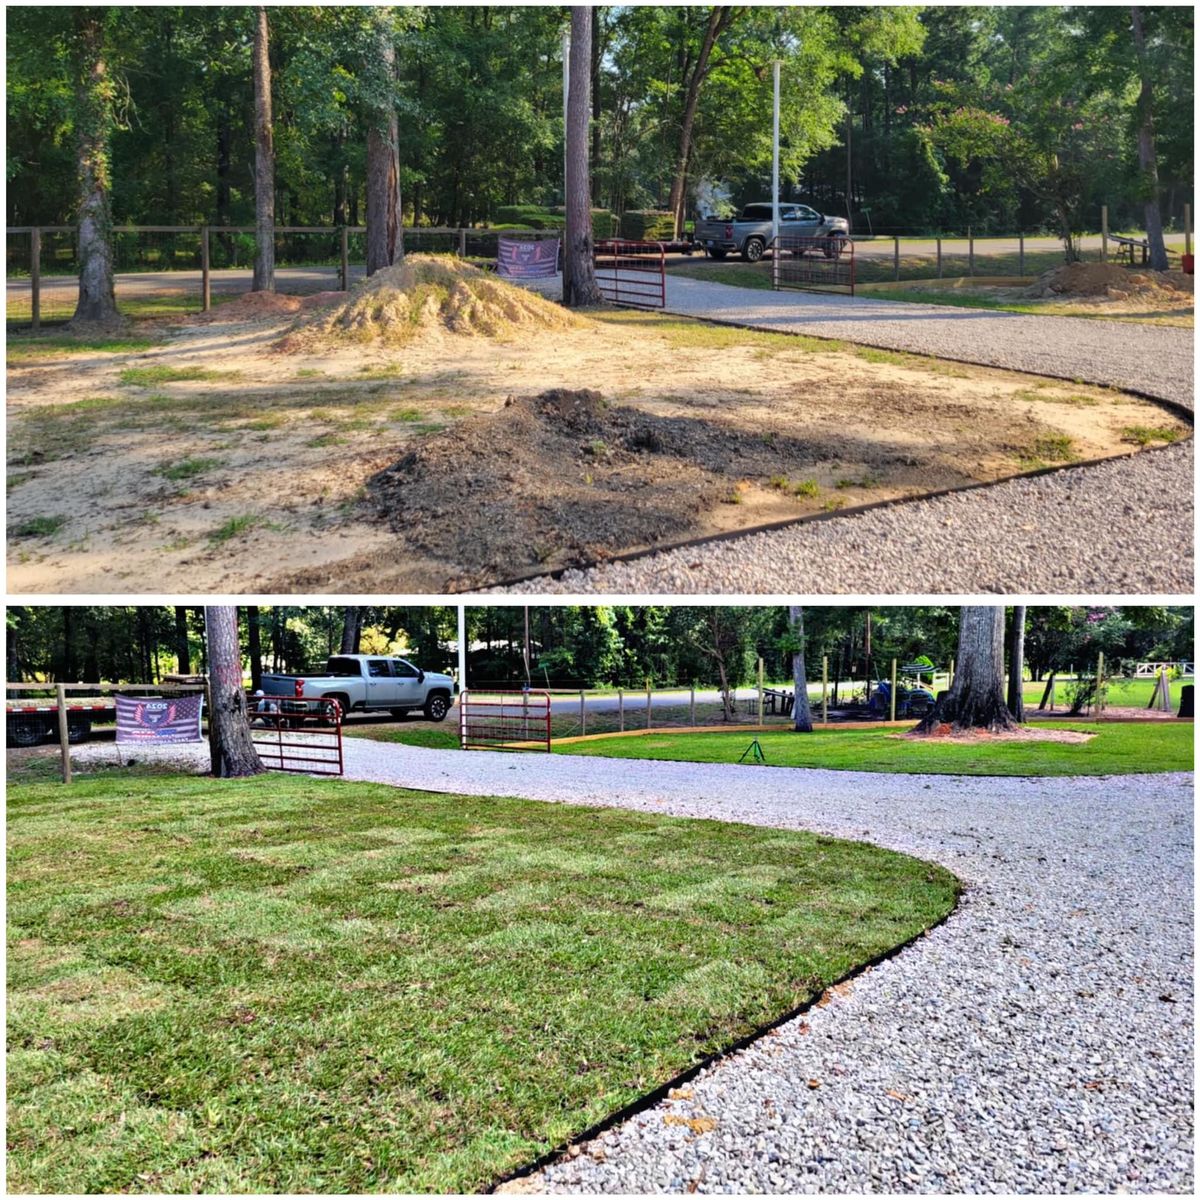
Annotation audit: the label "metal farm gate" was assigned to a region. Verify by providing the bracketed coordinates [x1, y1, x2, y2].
[770, 235, 856, 295]
[459, 690, 552, 752]
[249, 697, 344, 775]
[593, 240, 667, 308]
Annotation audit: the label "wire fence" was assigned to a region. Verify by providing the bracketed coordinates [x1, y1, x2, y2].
[5, 224, 563, 329]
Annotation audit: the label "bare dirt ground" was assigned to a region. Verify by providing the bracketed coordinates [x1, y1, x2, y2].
[901, 725, 1095, 745]
[6, 259, 1190, 593]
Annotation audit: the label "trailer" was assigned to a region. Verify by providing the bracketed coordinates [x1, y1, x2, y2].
[6, 700, 115, 747]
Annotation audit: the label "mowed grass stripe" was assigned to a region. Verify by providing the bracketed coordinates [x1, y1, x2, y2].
[7, 773, 958, 1193]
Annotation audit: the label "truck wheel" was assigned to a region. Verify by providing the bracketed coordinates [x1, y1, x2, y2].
[823, 233, 847, 259]
[67, 718, 92, 744]
[742, 237, 765, 263]
[424, 693, 450, 723]
[7, 720, 47, 747]
[708, 247, 728, 261]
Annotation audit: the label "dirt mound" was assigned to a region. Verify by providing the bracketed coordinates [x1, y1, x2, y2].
[901, 725, 1093, 744]
[191, 289, 347, 323]
[1025, 261, 1194, 301]
[285, 254, 586, 348]
[366, 388, 844, 584]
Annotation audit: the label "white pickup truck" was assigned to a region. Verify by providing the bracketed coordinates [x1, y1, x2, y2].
[261, 654, 457, 722]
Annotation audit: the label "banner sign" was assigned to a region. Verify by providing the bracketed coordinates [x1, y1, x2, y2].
[497, 236, 560, 279]
[115, 693, 204, 743]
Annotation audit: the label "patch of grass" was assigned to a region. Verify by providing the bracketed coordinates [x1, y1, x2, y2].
[7, 333, 161, 362]
[667, 261, 775, 290]
[293, 368, 326, 379]
[5, 772, 958, 1193]
[855, 346, 911, 367]
[306, 432, 347, 448]
[1019, 432, 1077, 467]
[1120, 424, 1184, 447]
[391, 407, 426, 423]
[768, 475, 820, 498]
[8, 472, 34, 492]
[356, 363, 405, 379]
[1013, 388, 1101, 407]
[591, 309, 836, 355]
[557, 720, 1192, 776]
[153, 457, 222, 482]
[206, 514, 260, 544]
[118, 365, 238, 387]
[12, 514, 66, 538]
[836, 473, 881, 489]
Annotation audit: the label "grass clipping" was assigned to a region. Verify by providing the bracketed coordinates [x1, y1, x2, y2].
[282, 254, 586, 348]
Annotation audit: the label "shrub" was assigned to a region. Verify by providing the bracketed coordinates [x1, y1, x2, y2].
[620, 209, 677, 241]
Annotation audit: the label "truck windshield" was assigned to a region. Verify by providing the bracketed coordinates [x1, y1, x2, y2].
[326, 657, 361, 676]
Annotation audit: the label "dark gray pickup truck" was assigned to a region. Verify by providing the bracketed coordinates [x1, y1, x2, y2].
[694, 202, 850, 262]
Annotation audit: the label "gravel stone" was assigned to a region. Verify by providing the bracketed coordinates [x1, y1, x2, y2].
[488, 277, 1194, 595]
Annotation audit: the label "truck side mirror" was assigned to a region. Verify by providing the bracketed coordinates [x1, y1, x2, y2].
[418, 670, 425, 683]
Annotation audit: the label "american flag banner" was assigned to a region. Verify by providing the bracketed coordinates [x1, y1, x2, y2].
[496, 236, 560, 279]
[115, 693, 204, 743]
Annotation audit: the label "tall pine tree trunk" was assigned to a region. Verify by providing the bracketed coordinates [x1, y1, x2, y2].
[915, 606, 1017, 733]
[365, 18, 401, 276]
[563, 8, 602, 307]
[247, 605, 263, 690]
[204, 606, 264, 778]
[590, 5, 602, 205]
[174, 605, 191, 673]
[340, 606, 362, 654]
[69, 10, 120, 328]
[790, 605, 813, 733]
[1006, 605, 1026, 722]
[666, 7, 732, 240]
[1130, 7, 1168, 270]
[252, 6, 275, 291]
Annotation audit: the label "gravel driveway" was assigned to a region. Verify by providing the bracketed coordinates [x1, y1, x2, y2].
[327, 740, 1194, 1194]
[491, 277, 1193, 595]
[66, 737, 1193, 1191]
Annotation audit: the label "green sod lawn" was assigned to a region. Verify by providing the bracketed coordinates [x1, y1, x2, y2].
[7, 773, 958, 1193]
[555, 721, 1193, 776]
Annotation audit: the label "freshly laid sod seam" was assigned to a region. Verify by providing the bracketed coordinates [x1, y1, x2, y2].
[7, 773, 958, 1194]
[553, 721, 1193, 777]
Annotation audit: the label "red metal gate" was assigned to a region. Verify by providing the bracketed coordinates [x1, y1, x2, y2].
[770, 235, 856, 295]
[459, 690, 552, 752]
[249, 697, 344, 775]
[594, 240, 666, 308]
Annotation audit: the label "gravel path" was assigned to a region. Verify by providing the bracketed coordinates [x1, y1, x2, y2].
[661, 276, 1194, 410]
[498, 440, 1194, 594]
[490, 278, 1193, 595]
[65, 738, 1194, 1190]
[325, 740, 1194, 1194]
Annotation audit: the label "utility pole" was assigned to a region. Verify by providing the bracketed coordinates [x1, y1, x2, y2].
[562, 27, 570, 206]
[457, 605, 467, 692]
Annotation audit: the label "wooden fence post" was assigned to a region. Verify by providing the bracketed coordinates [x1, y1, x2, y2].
[1095, 653, 1105, 721]
[889, 659, 897, 722]
[200, 226, 211, 312]
[822, 655, 828, 725]
[968, 227, 974, 276]
[1018, 232, 1025, 277]
[1101, 205, 1108, 263]
[1185, 204, 1192, 258]
[893, 236, 900, 281]
[458, 228, 468, 258]
[340, 225, 349, 291]
[617, 689, 624, 732]
[646, 679, 652, 730]
[30, 227, 41, 332]
[936, 236, 942, 279]
[579, 690, 586, 736]
[56, 683, 72, 784]
[949, 657, 955, 689]
[757, 657, 764, 725]
[690, 684, 696, 726]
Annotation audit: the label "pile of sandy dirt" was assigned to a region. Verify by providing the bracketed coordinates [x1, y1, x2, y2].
[193, 290, 347, 323]
[367, 387, 841, 582]
[901, 724, 1094, 744]
[282, 254, 586, 348]
[1024, 262, 1194, 301]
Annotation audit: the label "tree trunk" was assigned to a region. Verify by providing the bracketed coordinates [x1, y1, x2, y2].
[666, 7, 732, 239]
[340, 606, 362, 654]
[69, 10, 121, 328]
[61, 608, 77, 682]
[247, 605, 263, 691]
[252, 6, 275, 291]
[790, 606, 813, 732]
[204, 606, 265, 778]
[365, 19, 401, 276]
[1130, 7, 1168, 270]
[1006, 605, 1026, 722]
[590, 5, 603, 205]
[563, 8, 602, 307]
[914, 606, 1017, 733]
[174, 605, 191, 674]
[1038, 671, 1057, 711]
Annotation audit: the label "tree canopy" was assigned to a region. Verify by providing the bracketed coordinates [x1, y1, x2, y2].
[7, 5, 1192, 235]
